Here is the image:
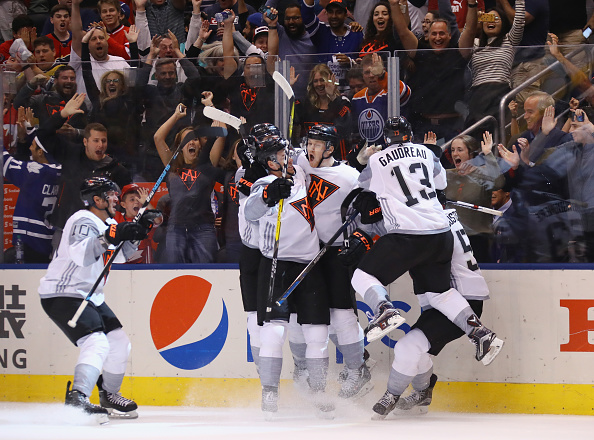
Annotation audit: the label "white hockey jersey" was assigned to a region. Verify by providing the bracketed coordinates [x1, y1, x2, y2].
[297, 152, 360, 245]
[38, 210, 136, 306]
[359, 142, 449, 234]
[244, 165, 319, 263]
[418, 209, 490, 309]
[235, 167, 259, 249]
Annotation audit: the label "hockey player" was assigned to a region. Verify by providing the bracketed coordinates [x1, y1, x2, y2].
[295, 124, 371, 399]
[372, 197, 503, 418]
[244, 135, 332, 418]
[235, 123, 282, 373]
[344, 116, 500, 364]
[38, 177, 149, 422]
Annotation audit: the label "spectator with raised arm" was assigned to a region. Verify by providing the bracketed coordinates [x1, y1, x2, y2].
[69, 0, 131, 98]
[204, 0, 257, 43]
[136, 33, 203, 180]
[466, 0, 524, 127]
[496, 0, 549, 105]
[390, 0, 477, 143]
[142, 0, 187, 45]
[35, 93, 132, 247]
[444, 132, 505, 262]
[302, 0, 363, 94]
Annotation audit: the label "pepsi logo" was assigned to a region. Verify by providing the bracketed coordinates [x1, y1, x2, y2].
[150, 275, 228, 370]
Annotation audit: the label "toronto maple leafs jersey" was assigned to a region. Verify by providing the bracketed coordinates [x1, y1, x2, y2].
[38, 210, 137, 306]
[235, 167, 259, 249]
[244, 165, 319, 263]
[359, 142, 449, 234]
[297, 152, 359, 245]
[3, 151, 61, 255]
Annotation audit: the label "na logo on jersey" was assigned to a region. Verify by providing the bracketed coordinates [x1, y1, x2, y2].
[240, 83, 258, 111]
[358, 108, 384, 142]
[308, 174, 339, 209]
[228, 177, 239, 205]
[102, 249, 115, 282]
[290, 197, 315, 231]
[180, 168, 200, 190]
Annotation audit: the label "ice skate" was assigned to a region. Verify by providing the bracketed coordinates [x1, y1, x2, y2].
[261, 386, 279, 420]
[338, 364, 373, 399]
[395, 374, 437, 413]
[364, 302, 405, 342]
[97, 375, 138, 419]
[338, 349, 376, 383]
[65, 381, 109, 425]
[467, 315, 504, 365]
[372, 390, 400, 420]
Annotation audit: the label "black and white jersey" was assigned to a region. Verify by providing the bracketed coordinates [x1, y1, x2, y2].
[38, 210, 137, 306]
[359, 142, 449, 234]
[235, 167, 259, 249]
[418, 209, 490, 309]
[244, 165, 319, 263]
[297, 152, 360, 245]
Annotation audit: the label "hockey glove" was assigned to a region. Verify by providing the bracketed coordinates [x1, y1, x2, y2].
[337, 228, 374, 266]
[238, 162, 268, 196]
[104, 222, 149, 246]
[353, 191, 383, 224]
[263, 177, 293, 207]
[236, 139, 254, 169]
[138, 209, 163, 231]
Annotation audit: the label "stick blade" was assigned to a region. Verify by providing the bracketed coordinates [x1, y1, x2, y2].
[272, 71, 294, 100]
[203, 106, 242, 130]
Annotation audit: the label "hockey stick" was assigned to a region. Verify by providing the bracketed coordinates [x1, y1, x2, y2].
[203, 106, 254, 164]
[68, 125, 227, 328]
[446, 200, 502, 217]
[275, 209, 360, 307]
[264, 72, 295, 318]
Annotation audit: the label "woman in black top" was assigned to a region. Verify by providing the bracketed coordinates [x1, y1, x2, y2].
[153, 94, 227, 263]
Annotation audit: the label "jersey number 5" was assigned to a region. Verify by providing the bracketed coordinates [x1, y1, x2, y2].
[391, 163, 436, 207]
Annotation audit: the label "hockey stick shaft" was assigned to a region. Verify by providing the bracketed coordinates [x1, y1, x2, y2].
[265, 72, 295, 318]
[447, 200, 502, 216]
[68, 131, 192, 328]
[275, 210, 359, 307]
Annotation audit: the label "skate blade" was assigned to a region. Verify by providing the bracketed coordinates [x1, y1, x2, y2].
[315, 408, 335, 420]
[95, 413, 110, 425]
[107, 409, 139, 419]
[365, 315, 406, 342]
[394, 405, 429, 415]
[371, 411, 389, 421]
[339, 382, 375, 400]
[481, 337, 504, 366]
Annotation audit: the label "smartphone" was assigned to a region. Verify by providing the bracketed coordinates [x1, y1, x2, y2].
[478, 13, 495, 23]
[574, 112, 585, 122]
[178, 104, 184, 113]
[583, 26, 592, 39]
[258, 5, 277, 21]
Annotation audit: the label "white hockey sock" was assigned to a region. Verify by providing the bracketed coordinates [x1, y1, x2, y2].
[73, 363, 101, 397]
[247, 312, 261, 368]
[392, 329, 431, 377]
[288, 314, 306, 369]
[425, 288, 473, 332]
[330, 308, 364, 369]
[101, 328, 131, 393]
[259, 321, 288, 388]
[303, 324, 329, 391]
[351, 269, 389, 314]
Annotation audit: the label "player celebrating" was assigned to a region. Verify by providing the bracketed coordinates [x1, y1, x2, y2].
[296, 124, 371, 398]
[38, 177, 149, 422]
[244, 135, 332, 418]
[372, 195, 503, 418]
[347, 116, 500, 364]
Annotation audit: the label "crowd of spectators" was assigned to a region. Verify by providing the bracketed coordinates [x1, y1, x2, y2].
[2, 0, 594, 265]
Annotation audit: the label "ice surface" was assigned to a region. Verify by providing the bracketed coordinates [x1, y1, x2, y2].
[1, 401, 592, 440]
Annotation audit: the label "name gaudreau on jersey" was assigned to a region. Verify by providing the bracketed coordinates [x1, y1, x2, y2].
[378, 145, 427, 166]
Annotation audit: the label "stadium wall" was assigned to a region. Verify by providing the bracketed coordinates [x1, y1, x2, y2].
[1, 266, 593, 415]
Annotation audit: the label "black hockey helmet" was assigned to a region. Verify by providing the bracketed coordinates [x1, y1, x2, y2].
[80, 177, 120, 208]
[255, 136, 289, 169]
[384, 116, 413, 145]
[249, 123, 281, 147]
[307, 124, 338, 151]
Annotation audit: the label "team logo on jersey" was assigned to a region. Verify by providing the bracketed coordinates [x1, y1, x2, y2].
[150, 275, 228, 370]
[290, 197, 315, 231]
[180, 168, 200, 190]
[228, 176, 239, 205]
[240, 83, 258, 111]
[308, 174, 339, 209]
[358, 108, 384, 142]
[102, 249, 115, 282]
